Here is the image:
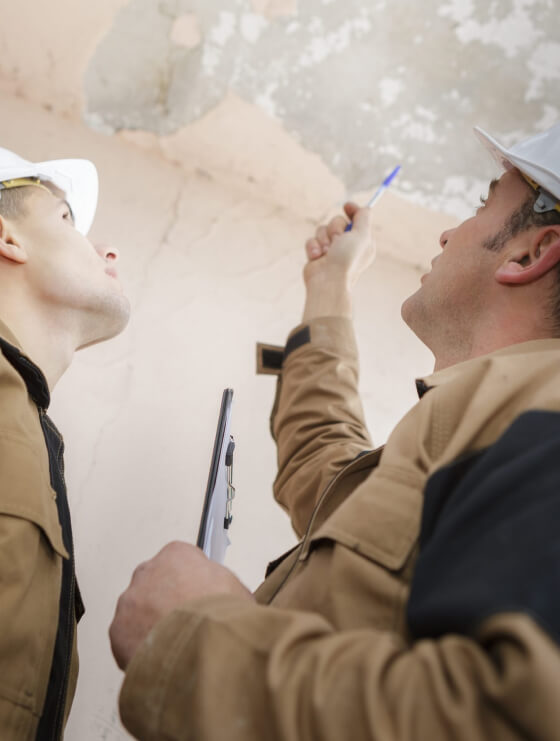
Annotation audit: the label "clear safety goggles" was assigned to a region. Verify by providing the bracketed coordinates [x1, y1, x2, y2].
[520, 172, 560, 214]
[0, 176, 54, 197]
[0, 176, 75, 222]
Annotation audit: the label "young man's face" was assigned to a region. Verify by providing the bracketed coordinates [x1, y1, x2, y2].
[401, 169, 532, 358]
[8, 184, 130, 346]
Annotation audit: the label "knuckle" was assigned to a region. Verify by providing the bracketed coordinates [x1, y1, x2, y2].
[132, 561, 147, 580]
[114, 592, 128, 618]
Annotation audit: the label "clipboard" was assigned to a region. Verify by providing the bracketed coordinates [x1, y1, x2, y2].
[196, 389, 235, 563]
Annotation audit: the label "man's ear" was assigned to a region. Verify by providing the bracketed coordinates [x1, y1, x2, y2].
[0, 215, 27, 265]
[495, 226, 560, 285]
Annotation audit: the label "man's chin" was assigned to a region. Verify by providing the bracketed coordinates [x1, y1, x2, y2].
[400, 291, 418, 328]
[400, 290, 430, 343]
[77, 298, 131, 350]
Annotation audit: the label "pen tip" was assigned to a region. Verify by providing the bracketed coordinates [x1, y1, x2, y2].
[383, 165, 402, 187]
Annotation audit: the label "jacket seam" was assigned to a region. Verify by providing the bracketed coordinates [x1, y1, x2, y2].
[148, 614, 206, 737]
[0, 686, 38, 714]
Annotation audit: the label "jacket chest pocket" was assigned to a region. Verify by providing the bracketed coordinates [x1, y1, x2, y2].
[296, 467, 423, 631]
[0, 434, 68, 557]
[302, 467, 422, 566]
[0, 435, 69, 721]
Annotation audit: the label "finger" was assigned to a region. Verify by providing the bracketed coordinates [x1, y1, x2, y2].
[315, 225, 330, 248]
[351, 206, 374, 235]
[131, 561, 148, 584]
[306, 238, 323, 260]
[109, 625, 128, 671]
[327, 215, 348, 239]
[343, 202, 361, 220]
[109, 612, 127, 670]
[164, 540, 194, 556]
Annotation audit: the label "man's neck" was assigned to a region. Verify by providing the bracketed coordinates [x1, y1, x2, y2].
[432, 322, 554, 372]
[0, 307, 76, 390]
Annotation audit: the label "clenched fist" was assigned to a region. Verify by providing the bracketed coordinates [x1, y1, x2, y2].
[302, 202, 376, 321]
[109, 541, 254, 670]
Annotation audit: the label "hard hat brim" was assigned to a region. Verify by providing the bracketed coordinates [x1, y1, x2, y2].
[474, 126, 560, 202]
[0, 157, 98, 235]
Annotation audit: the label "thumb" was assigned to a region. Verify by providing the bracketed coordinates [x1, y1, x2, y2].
[343, 201, 360, 221]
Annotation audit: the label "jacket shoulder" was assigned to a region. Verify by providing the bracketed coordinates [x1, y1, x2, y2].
[409, 409, 560, 645]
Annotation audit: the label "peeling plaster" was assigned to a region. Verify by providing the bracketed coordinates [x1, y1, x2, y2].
[210, 11, 236, 45]
[379, 78, 404, 107]
[441, 0, 544, 59]
[118, 92, 345, 221]
[171, 14, 202, 49]
[297, 15, 371, 67]
[240, 13, 268, 43]
[85, 0, 560, 218]
[250, 0, 298, 18]
[526, 42, 560, 100]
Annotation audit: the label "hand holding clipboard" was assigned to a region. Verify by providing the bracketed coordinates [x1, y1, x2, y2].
[196, 389, 235, 563]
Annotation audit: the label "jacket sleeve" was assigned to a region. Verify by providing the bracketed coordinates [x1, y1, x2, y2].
[118, 409, 560, 741]
[118, 603, 557, 741]
[270, 317, 373, 536]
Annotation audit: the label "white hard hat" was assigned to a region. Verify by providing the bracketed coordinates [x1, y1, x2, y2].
[474, 123, 560, 213]
[0, 147, 98, 235]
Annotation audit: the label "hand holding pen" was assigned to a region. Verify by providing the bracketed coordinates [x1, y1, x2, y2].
[303, 165, 401, 315]
[344, 165, 401, 231]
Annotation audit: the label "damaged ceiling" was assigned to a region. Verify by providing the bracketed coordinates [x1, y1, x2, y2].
[84, 0, 560, 216]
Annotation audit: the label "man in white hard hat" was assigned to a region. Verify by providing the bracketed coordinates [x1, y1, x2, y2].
[110, 123, 560, 740]
[0, 149, 130, 739]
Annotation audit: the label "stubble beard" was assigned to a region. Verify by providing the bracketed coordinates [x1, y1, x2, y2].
[77, 292, 132, 349]
[401, 285, 441, 355]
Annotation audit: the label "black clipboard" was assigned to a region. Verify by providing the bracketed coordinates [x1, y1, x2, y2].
[196, 389, 235, 563]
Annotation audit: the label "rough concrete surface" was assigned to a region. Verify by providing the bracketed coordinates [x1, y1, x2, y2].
[86, 0, 560, 216]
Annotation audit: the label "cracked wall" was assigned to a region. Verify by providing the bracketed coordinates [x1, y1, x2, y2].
[0, 1, 558, 739]
[85, 0, 560, 217]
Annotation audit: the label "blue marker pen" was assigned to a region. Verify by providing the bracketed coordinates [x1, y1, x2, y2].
[345, 164, 401, 232]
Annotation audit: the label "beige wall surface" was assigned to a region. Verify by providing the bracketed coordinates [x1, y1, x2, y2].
[0, 0, 558, 738]
[0, 89, 443, 740]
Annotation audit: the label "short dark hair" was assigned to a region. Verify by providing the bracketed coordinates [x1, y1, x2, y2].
[482, 182, 560, 334]
[482, 191, 560, 253]
[0, 186, 32, 220]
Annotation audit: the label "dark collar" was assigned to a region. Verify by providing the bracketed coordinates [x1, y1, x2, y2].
[0, 334, 51, 409]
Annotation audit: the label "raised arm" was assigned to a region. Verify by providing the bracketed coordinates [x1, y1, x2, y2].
[270, 203, 378, 535]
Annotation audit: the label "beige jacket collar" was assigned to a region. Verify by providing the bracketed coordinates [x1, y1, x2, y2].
[416, 338, 560, 398]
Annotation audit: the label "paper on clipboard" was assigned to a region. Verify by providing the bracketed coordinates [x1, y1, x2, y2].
[196, 389, 235, 563]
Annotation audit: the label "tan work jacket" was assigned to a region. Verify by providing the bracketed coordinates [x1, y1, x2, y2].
[0, 321, 79, 740]
[120, 317, 560, 740]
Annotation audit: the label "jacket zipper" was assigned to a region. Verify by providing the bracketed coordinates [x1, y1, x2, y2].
[53, 553, 75, 740]
[52, 415, 75, 741]
[38, 409, 76, 741]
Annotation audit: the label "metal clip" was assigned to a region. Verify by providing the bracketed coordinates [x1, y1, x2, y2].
[534, 188, 560, 214]
[224, 437, 235, 529]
